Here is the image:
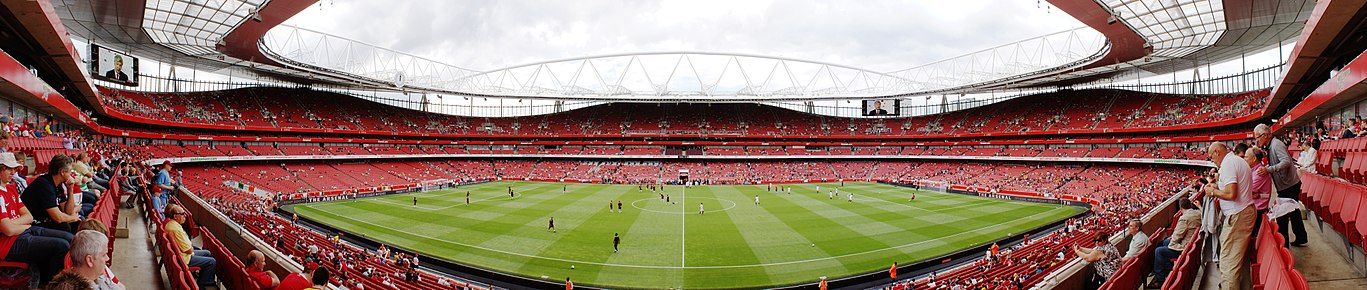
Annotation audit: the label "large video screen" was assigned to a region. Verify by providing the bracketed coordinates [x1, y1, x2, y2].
[89, 44, 139, 86]
[862, 99, 899, 116]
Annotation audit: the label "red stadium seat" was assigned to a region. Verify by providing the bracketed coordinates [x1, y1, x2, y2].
[0, 261, 30, 289]
[1160, 233, 1204, 290]
[1307, 177, 1329, 219]
[1297, 174, 1313, 209]
[1253, 216, 1294, 290]
[1324, 182, 1345, 227]
[1340, 153, 1355, 181]
[1333, 185, 1362, 241]
[1350, 152, 1364, 183]
[96, 87, 1270, 139]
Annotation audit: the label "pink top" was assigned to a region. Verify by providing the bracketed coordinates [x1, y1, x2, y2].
[1251, 161, 1272, 210]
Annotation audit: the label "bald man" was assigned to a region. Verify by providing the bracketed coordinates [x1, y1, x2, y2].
[1204, 142, 1254, 290]
[245, 250, 280, 288]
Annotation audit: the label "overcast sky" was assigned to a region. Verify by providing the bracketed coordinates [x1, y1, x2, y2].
[280, 0, 1084, 72]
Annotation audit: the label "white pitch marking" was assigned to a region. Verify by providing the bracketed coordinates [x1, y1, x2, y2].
[301, 201, 1070, 269]
[335, 191, 520, 211]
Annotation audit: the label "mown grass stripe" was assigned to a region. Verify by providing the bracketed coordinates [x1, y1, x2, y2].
[288, 181, 1082, 289]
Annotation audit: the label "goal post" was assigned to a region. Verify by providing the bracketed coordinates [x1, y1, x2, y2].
[917, 180, 949, 194]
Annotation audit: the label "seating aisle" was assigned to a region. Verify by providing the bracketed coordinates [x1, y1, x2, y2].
[113, 206, 166, 288]
[1294, 212, 1367, 288]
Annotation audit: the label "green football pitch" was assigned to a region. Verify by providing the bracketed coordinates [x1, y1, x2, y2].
[285, 181, 1084, 289]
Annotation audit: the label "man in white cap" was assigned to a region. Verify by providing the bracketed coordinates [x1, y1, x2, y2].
[0, 152, 72, 285]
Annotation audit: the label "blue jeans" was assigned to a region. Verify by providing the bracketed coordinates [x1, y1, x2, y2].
[187, 249, 217, 286]
[4, 226, 73, 284]
[81, 192, 98, 205]
[1152, 239, 1182, 282]
[81, 203, 95, 218]
[94, 175, 110, 189]
[81, 192, 99, 218]
[153, 193, 169, 215]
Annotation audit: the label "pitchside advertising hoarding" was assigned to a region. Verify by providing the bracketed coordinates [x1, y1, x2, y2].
[89, 44, 139, 86]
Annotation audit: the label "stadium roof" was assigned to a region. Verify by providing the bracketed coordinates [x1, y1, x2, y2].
[53, 0, 1313, 101]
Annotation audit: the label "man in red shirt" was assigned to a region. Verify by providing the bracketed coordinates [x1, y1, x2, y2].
[245, 250, 280, 288]
[0, 152, 73, 285]
[274, 262, 316, 290]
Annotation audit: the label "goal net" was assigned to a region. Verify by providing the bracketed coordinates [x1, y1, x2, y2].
[917, 180, 950, 194]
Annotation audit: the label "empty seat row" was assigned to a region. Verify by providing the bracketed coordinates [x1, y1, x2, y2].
[6, 136, 65, 151]
[88, 175, 122, 260]
[1300, 172, 1367, 248]
[1252, 215, 1310, 290]
[1320, 137, 1367, 155]
[1316, 150, 1336, 176]
[1339, 152, 1367, 184]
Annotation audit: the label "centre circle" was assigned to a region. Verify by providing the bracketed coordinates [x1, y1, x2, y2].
[630, 196, 738, 214]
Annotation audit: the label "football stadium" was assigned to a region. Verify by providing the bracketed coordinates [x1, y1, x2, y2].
[0, 0, 1364, 289]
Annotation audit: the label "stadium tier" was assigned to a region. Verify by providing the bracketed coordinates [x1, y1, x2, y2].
[98, 87, 1269, 139]
[0, 98, 1289, 289]
[173, 159, 1200, 200]
[7, 0, 1365, 289]
[139, 142, 1209, 160]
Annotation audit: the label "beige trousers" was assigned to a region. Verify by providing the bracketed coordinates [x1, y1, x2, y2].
[1219, 206, 1255, 290]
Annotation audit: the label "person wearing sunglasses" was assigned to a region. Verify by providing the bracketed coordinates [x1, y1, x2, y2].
[165, 203, 217, 287]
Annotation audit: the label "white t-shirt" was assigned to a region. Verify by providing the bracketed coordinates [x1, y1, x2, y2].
[1296, 148, 1317, 170]
[1217, 152, 1254, 216]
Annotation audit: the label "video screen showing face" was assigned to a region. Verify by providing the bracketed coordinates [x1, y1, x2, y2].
[862, 99, 899, 116]
[90, 44, 138, 86]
